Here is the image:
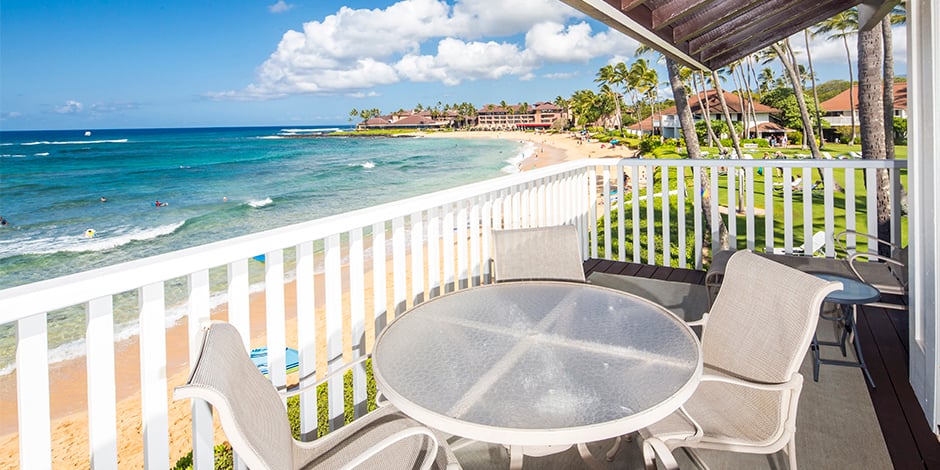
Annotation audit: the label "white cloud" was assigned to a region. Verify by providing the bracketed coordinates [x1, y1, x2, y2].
[1, 111, 22, 119]
[55, 100, 83, 114]
[268, 1, 294, 14]
[211, 0, 632, 99]
[788, 26, 906, 66]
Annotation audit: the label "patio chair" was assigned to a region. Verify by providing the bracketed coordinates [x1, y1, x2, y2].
[836, 229, 908, 310]
[640, 250, 841, 470]
[772, 231, 827, 256]
[491, 225, 585, 282]
[174, 322, 460, 470]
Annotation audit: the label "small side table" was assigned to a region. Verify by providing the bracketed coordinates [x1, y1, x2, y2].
[811, 273, 880, 388]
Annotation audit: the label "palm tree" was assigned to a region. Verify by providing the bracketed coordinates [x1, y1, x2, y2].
[710, 70, 744, 159]
[628, 59, 658, 136]
[857, 15, 891, 253]
[814, 9, 859, 144]
[757, 67, 776, 95]
[595, 63, 628, 136]
[883, 4, 905, 160]
[771, 39, 822, 159]
[666, 59, 730, 251]
[698, 72, 723, 151]
[803, 28, 824, 148]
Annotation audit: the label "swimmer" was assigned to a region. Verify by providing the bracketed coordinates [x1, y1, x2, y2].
[100, 197, 108, 202]
[0, 216, 7, 226]
[84, 229, 96, 238]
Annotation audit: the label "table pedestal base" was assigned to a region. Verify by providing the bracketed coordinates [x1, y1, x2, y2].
[811, 303, 875, 388]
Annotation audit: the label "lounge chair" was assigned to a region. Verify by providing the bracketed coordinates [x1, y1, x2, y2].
[772, 231, 827, 256]
[491, 225, 585, 282]
[174, 322, 460, 470]
[640, 251, 841, 470]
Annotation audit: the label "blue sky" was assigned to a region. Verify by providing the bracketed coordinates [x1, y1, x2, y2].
[1, 0, 907, 131]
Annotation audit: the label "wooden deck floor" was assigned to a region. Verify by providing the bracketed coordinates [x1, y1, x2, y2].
[583, 258, 940, 469]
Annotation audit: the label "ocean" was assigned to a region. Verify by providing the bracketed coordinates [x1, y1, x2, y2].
[0, 126, 532, 374]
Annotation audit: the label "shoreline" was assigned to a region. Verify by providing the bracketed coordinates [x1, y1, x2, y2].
[0, 129, 613, 467]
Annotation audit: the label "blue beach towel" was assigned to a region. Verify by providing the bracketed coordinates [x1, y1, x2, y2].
[250, 346, 300, 375]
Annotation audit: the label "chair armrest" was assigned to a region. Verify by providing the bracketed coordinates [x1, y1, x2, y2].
[281, 354, 371, 398]
[848, 252, 907, 288]
[836, 230, 900, 254]
[641, 436, 680, 470]
[699, 372, 800, 392]
[338, 426, 441, 470]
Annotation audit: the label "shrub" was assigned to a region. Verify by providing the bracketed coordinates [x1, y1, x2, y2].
[786, 130, 802, 146]
[639, 135, 662, 153]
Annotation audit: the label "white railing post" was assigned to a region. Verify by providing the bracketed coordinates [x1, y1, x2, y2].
[86, 296, 118, 469]
[372, 222, 388, 333]
[662, 165, 671, 267]
[189, 270, 213, 470]
[295, 240, 317, 440]
[139, 282, 169, 470]
[409, 213, 425, 305]
[349, 227, 367, 417]
[324, 234, 344, 431]
[16, 313, 52, 470]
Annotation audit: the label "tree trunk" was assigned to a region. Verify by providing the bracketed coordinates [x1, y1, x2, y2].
[772, 41, 822, 159]
[843, 35, 858, 145]
[711, 71, 744, 159]
[698, 72, 723, 151]
[883, 15, 908, 214]
[669, 59, 729, 251]
[882, 17, 895, 159]
[805, 29, 824, 148]
[858, 24, 892, 256]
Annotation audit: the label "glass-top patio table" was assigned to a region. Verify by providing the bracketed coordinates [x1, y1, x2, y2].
[372, 281, 702, 465]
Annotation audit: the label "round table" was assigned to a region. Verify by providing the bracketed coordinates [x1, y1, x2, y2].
[372, 281, 702, 450]
[811, 273, 880, 388]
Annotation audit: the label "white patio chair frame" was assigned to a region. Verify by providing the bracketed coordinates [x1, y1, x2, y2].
[174, 322, 460, 470]
[640, 250, 841, 470]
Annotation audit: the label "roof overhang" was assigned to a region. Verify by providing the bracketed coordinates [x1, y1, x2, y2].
[559, 0, 896, 71]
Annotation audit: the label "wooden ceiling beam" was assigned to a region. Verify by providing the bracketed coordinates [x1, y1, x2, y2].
[651, 0, 714, 30]
[687, 0, 796, 54]
[671, 0, 763, 43]
[703, 0, 861, 68]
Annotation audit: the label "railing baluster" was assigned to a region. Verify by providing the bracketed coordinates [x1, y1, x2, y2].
[189, 269, 213, 470]
[409, 213, 424, 305]
[693, 166, 702, 270]
[324, 234, 344, 431]
[710, 166, 720, 254]
[824, 168, 836, 257]
[372, 222, 388, 332]
[262, 252, 286, 388]
[427, 208, 441, 297]
[457, 203, 469, 289]
[295, 240, 317, 439]
[139, 282, 169, 469]
[745, 167, 755, 251]
[617, 164, 626, 262]
[764, 167, 774, 253]
[803, 168, 813, 254]
[727, 165, 736, 246]
[678, 166, 687, 268]
[662, 165, 671, 267]
[349, 227, 367, 417]
[481, 199, 493, 284]
[891, 167, 902, 246]
[589, 166, 599, 258]
[227, 259, 250, 347]
[782, 167, 794, 252]
[866, 168, 879, 253]
[603, 166, 612, 259]
[632, 165, 642, 263]
[646, 164, 655, 264]
[845, 169, 857, 251]
[442, 206, 456, 293]
[16, 313, 52, 470]
[470, 201, 482, 287]
[86, 296, 118, 469]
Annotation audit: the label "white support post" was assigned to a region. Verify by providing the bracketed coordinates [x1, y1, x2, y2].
[295, 241, 317, 439]
[263, 251, 287, 388]
[189, 270, 213, 470]
[139, 282, 169, 470]
[372, 222, 388, 333]
[86, 296, 118, 469]
[662, 166, 671, 268]
[324, 234, 344, 431]
[17, 313, 52, 470]
[349, 228, 367, 417]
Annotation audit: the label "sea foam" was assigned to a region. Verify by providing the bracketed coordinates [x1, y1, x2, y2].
[20, 139, 129, 145]
[0, 221, 186, 257]
[247, 197, 274, 208]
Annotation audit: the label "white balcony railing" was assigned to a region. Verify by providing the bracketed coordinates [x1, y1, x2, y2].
[0, 156, 906, 469]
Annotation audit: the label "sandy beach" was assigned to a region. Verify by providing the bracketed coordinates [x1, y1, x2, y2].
[0, 129, 620, 468]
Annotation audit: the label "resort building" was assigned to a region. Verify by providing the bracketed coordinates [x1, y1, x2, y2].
[627, 90, 782, 140]
[475, 102, 566, 130]
[357, 110, 456, 130]
[819, 83, 908, 140]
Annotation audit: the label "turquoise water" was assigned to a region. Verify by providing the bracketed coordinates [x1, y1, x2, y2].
[0, 126, 530, 373]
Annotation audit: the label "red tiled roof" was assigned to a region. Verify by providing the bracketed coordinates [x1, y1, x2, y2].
[819, 83, 908, 112]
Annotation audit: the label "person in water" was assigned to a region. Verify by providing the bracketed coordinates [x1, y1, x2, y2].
[0, 216, 7, 226]
[100, 197, 107, 202]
